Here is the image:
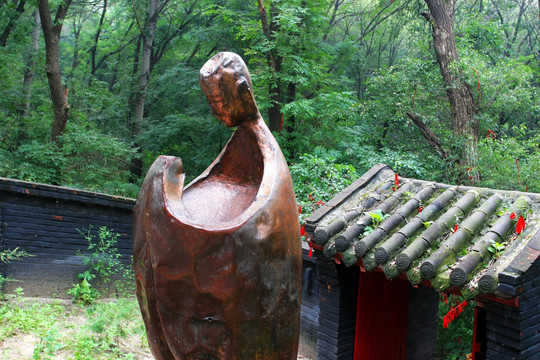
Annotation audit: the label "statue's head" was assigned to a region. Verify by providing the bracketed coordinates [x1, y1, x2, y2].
[200, 52, 259, 127]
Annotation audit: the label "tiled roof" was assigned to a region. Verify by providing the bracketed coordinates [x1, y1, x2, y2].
[304, 164, 540, 300]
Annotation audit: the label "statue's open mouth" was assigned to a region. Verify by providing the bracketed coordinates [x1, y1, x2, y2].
[162, 122, 265, 227]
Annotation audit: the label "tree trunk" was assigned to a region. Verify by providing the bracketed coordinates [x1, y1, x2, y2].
[423, 0, 478, 175]
[38, 0, 72, 146]
[131, 0, 160, 179]
[89, 0, 107, 85]
[257, 0, 283, 132]
[21, 9, 41, 117]
[0, 0, 26, 47]
[71, 22, 81, 71]
[285, 81, 296, 157]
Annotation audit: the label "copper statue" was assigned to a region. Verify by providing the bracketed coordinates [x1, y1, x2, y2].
[133, 52, 302, 359]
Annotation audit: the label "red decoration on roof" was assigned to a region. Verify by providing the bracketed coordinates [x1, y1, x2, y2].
[510, 212, 516, 220]
[516, 216, 526, 234]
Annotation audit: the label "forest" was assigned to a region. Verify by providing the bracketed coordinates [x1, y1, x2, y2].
[0, 0, 538, 202]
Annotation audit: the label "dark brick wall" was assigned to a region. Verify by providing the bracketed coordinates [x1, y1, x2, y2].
[483, 256, 540, 359]
[315, 252, 359, 360]
[516, 255, 540, 360]
[405, 285, 439, 360]
[301, 249, 320, 357]
[0, 180, 135, 297]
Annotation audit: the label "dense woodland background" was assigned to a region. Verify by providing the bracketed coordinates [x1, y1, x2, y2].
[0, 0, 538, 203]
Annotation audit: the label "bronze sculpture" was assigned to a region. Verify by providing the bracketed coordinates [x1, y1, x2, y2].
[133, 52, 302, 359]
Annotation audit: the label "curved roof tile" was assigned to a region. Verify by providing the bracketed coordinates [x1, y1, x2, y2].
[304, 164, 540, 300]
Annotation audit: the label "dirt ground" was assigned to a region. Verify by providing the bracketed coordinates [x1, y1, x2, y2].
[1, 333, 314, 360]
[0, 298, 314, 360]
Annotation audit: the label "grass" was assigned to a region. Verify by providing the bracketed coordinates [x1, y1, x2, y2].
[0, 289, 151, 360]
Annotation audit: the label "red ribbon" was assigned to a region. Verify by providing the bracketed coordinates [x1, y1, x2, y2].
[516, 216, 525, 234]
[443, 300, 468, 328]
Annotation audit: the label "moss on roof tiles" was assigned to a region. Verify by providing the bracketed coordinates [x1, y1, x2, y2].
[305, 164, 540, 300]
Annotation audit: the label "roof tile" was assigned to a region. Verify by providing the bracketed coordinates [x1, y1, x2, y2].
[305, 164, 540, 300]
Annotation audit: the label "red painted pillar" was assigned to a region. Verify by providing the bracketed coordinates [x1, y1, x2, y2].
[472, 304, 486, 360]
[354, 271, 410, 360]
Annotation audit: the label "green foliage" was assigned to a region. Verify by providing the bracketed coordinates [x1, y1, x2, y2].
[367, 209, 390, 227]
[424, 221, 434, 228]
[362, 226, 374, 236]
[77, 227, 122, 281]
[0, 247, 32, 264]
[488, 239, 508, 258]
[0, 248, 32, 300]
[0, 0, 536, 215]
[0, 113, 138, 197]
[69, 226, 134, 304]
[139, 111, 232, 184]
[0, 297, 148, 359]
[67, 279, 99, 306]
[69, 299, 146, 359]
[476, 129, 540, 193]
[0, 292, 66, 347]
[435, 295, 475, 360]
[290, 149, 358, 222]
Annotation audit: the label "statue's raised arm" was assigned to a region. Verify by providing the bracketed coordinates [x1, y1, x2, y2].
[133, 52, 302, 360]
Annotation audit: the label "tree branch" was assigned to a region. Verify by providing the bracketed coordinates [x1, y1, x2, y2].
[407, 112, 448, 159]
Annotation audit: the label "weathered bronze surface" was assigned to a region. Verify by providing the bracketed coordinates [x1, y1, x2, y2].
[133, 52, 302, 360]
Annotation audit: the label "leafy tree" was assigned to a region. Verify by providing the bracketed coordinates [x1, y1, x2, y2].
[0, 0, 537, 201]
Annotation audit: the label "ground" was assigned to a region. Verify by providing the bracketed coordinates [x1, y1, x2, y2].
[0, 296, 313, 359]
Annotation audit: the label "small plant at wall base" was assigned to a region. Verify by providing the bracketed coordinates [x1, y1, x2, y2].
[69, 226, 134, 304]
[68, 278, 99, 305]
[0, 247, 33, 299]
